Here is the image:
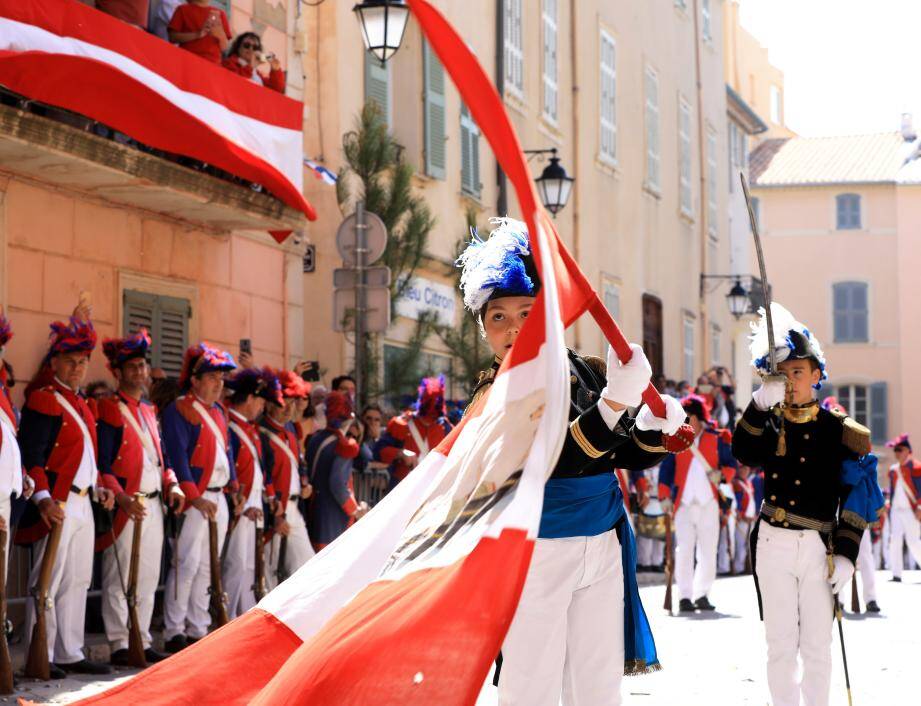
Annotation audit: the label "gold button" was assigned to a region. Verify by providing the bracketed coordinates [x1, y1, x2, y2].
[772, 473, 778, 479]
[783, 522, 790, 527]
[770, 495, 777, 501]
[795, 479, 801, 485]
[570, 375, 577, 384]
[800, 457, 806, 463]
[789, 500, 796, 506]
[804, 434, 810, 440]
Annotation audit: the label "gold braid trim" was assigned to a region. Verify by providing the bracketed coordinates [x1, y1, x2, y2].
[631, 430, 667, 454]
[836, 527, 862, 546]
[738, 417, 764, 436]
[840, 510, 869, 530]
[624, 660, 663, 676]
[569, 418, 606, 459]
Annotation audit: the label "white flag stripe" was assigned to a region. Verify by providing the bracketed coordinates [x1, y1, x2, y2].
[0, 17, 303, 191]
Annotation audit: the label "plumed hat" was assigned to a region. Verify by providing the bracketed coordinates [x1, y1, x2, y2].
[680, 393, 711, 424]
[456, 217, 540, 314]
[415, 375, 446, 419]
[178, 342, 236, 390]
[277, 369, 311, 399]
[101, 328, 151, 372]
[0, 313, 11, 347]
[47, 316, 97, 358]
[325, 390, 353, 428]
[750, 302, 827, 388]
[226, 366, 284, 406]
[886, 433, 911, 451]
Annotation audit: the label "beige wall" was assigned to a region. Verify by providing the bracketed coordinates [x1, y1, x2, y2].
[301, 0, 738, 394]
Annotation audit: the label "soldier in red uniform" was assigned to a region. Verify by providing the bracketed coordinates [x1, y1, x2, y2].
[96, 329, 185, 665]
[16, 311, 116, 678]
[373, 376, 453, 485]
[0, 309, 26, 579]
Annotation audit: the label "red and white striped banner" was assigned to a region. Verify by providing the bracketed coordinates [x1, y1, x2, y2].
[0, 0, 316, 221]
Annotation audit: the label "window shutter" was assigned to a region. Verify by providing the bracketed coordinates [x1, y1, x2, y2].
[364, 52, 390, 125]
[460, 103, 480, 197]
[124, 290, 156, 347]
[423, 40, 446, 179]
[870, 382, 887, 444]
[123, 290, 190, 378]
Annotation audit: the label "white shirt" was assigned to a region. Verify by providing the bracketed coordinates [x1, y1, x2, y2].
[137, 411, 162, 494]
[891, 463, 911, 509]
[682, 433, 715, 506]
[210, 442, 231, 490]
[0, 410, 23, 497]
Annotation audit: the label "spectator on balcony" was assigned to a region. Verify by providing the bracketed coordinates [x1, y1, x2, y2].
[222, 33, 286, 94]
[149, 0, 182, 40]
[96, 0, 149, 29]
[167, 0, 231, 65]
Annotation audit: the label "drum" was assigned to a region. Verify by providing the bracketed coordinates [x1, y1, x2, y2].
[636, 499, 668, 540]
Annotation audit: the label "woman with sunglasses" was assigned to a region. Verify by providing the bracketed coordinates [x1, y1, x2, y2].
[222, 32, 286, 93]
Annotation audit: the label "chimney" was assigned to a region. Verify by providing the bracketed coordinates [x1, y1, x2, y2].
[901, 112, 916, 142]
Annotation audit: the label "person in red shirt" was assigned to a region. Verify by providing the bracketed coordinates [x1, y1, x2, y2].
[167, 0, 230, 64]
[222, 32, 286, 93]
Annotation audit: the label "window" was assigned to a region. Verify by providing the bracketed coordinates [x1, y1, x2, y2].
[707, 127, 718, 237]
[504, 0, 523, 96]
[833, 281, 869, 343]
[836, 193, 861, 230]
[710, 323, 721, 365]
[542, 0, 558, 122]
[364, 51, 390, 126]
[683, 314, 695, 382]
[599, 30, 617, 163]
[123, 290, 190, 377]
[460, 103, 481, 197]
[423, 39, 446, 179]
[728, 119, 748, 191]
[603, 282, 621, 320]
[644, 66, 660, 192]
[770, 85, 782, 124]
[701, 0, 712, 42]
[835, 383, 887, 443]
[678, 98, 693, 216]
[642, 295, 663, 377]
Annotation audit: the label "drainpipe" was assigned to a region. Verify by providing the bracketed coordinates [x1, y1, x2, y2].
[496, 0, 508, 216]
[692, 0, 710, 368]
[570, 0, 581, 350]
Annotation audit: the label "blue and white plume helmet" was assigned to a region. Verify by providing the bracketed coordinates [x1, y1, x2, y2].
[750, 302, 827, 388]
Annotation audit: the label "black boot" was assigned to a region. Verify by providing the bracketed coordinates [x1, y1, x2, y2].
[694, 596, 716, 611]
[144, 647, 170, 663]
[678, 598, 696, 612]
[866, 600, 881, 613]
[110, 648, 130, 667]
[164, 635, 188, 653]
[59, 659, 112, 675]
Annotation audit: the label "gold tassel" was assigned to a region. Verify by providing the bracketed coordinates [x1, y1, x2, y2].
[775, 413, 787, 456]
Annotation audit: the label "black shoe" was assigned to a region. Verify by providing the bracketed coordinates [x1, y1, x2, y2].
[866, 600, 881, 613]
[651, 565, 665, 573]
[678, 598, 696, 612]
[164, 635, 187, 653]
[48, 663, 67, 680]
[891, 576, 902, 582]
[636, 564, 649, 572]
[186, 635, 201, 645]
[144, 647, 170, 663]
[59, 659, 112, 675]
[110, 648, 130, 667]
[695, 596, 716, 611]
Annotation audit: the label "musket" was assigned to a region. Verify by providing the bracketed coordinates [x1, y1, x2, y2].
[663, 511, 674, 615]
[26, 503, 65, 680]
[740, 172, 789, 455]
[126, 495, 147, 668]
[0, 528, 13, 694]
[208, 517, 229, 628]
[850, 573, 861, 614]
[275, 534, 289, 585]
[252, 516, 267, 602]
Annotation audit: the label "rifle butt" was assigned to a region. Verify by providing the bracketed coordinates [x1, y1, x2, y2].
[127, 607, 147, 668]
[25, 618, 49, 680]
[850, 574, 860, 614]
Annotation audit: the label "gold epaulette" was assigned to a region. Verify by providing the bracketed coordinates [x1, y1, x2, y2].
[828, 407, 872, 455]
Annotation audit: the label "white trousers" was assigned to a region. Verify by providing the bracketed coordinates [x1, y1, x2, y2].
[636, 535, 663, 567]
[25, 492, 94, 664]
[888, 507, 921, 578]
[733, 519, 755, 574]
[674, 500, 719, 601]
[855, 531, 877, 603]
[223, 515, 258, 619]
[499, 529, 624, 706]
[265, 502, 314, 590]
[755, 522, 833, 706]
[101, 500, 165, 650]
[163, 490, 228, 639]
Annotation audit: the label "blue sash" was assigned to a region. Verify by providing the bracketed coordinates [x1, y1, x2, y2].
[538, 474, 660, 674]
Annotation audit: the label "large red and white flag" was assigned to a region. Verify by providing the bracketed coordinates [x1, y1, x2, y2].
[69, 1, 657, 704]
[0, 0, 316, 221]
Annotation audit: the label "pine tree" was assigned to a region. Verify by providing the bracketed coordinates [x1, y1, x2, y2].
[337, 102, 437, 405]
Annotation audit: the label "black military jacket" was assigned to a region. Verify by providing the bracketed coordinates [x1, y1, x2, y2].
[732, 401, 866, 563]
[471, 349, 667, 479]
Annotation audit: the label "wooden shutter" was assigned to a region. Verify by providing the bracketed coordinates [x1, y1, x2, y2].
[423, 40, 446, 179]
[460, 103, 480, 196]
[123, 290, 190, 378]
[364, 52, 390, 125]
[870, 382, 887, 444]
[641, 295, 663, 377]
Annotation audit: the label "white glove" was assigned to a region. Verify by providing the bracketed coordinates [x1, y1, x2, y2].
[601, 344, 651, 408]
[635, 395, 685, 436]
[827, 555, 854, 595]
[752, 377, 786, 411]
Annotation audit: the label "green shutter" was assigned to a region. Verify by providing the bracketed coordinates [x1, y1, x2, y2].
[364, 52, 390, 125]
[870, 382, 887, 444]
[423, 40, 446, 179]
[460, 103, 480, 197]
[123, 290, 191, 378]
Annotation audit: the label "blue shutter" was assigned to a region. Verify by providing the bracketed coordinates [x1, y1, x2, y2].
[833, 283, 849, 342]
[870, 382, 887, 444]
[851, 282, 868, 342]
[423, 40, 446, 179]
[364, 52, 390, 125]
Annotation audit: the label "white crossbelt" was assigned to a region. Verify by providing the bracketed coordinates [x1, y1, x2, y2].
[191, 399, 230, 488]
[54, 391, 97, 489]
[229, 421, 264, 507]
[118, 401, 161, 468]
[407, 419, 430, 460]
[262, 427, 300, 491]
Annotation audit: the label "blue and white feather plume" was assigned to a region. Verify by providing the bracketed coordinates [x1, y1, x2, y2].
[456, 217, 537, 312]
[750, 302, 827, 387]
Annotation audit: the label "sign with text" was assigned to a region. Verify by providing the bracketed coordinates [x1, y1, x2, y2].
[395, 277, 456, 327]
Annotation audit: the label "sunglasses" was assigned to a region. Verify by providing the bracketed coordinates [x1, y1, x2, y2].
[241, 41, 261, 50]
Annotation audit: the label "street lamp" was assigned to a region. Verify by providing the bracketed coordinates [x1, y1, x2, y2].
[726, 279, 750, 319]
[525, 148, 575, 216]
[353, 0, 410, 65]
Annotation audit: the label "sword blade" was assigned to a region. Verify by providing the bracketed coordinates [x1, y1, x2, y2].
[740, 172, 777, 373]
